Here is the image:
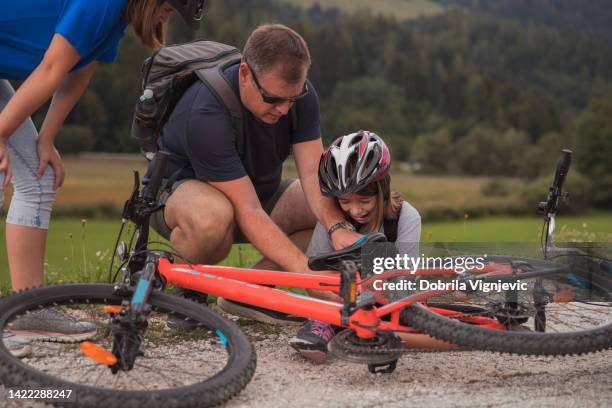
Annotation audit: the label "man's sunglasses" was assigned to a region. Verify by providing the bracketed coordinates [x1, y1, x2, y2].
[247, 62, 309, 105]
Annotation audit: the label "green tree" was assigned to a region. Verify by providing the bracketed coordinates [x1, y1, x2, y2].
[517, 132, 568, 179]
[410, 129, 455, 174]
[322, 76, 411, 144]
[575, 98, 612, 207]
[56, 125, 95, 155]
[454, 127, 528, 176]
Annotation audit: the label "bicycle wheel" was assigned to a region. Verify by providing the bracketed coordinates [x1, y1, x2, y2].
[0, 284, 256, 408]
[401, 255, 612, 355]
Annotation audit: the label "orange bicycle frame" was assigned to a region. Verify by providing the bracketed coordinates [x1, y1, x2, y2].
[157, 258, 506, 339]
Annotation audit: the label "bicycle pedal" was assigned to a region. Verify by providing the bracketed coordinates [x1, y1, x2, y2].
[80, 341, 117, 366]
[368, 359, 397, 374]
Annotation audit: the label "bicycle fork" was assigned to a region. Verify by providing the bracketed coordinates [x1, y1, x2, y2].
[84, 256, 161, 373]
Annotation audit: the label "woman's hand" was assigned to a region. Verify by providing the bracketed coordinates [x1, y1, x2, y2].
[0, 140, 12, 188]
[37, 139, 65, 190]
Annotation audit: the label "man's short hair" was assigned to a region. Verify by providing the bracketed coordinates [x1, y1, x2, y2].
[243, 24, 311, 84]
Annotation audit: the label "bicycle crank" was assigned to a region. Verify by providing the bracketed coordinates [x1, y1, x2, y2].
[328, 329, 403, 370]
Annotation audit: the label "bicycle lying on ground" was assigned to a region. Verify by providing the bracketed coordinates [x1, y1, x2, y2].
[0, 149, 610, 407]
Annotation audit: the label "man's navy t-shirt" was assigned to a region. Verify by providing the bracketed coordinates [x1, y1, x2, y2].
[153, 63, 321, 203]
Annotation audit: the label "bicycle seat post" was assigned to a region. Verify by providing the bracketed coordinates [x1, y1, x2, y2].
[339, 261, 358, 326]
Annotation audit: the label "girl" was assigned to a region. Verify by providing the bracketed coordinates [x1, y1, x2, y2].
[290, 130, 421, 364]
[0, 0, 205, 354]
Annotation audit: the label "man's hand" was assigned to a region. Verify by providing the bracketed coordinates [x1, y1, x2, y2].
[0, 140, 12, 188]
[210, 176, 311, 273]
[330, 228, 363, 250]
[37, 139, 65, 190]
[306, 288, 343, 303]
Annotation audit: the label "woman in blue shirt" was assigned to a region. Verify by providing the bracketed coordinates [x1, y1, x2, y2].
[0, 1, 204, 294]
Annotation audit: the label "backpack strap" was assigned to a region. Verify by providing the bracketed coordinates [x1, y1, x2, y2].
[289, 104, 298, 133]
[383, 217, 400, 243]
[195, 57, 245, 156]
[348, 217, 399, 243]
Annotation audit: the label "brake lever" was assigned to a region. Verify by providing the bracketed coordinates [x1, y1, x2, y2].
[144, 203, 165, 215]
[122, 171, 142, 220]
[562, 191, 570, 206]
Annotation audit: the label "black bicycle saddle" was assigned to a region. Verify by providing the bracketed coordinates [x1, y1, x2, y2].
[308, 232, 387, 272]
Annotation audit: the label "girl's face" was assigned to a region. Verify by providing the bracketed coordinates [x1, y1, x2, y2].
[155, 2, 175, 25]
[338, 193, 377, 225]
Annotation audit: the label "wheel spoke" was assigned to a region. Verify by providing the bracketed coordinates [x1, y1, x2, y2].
[0, 284, 255, 406]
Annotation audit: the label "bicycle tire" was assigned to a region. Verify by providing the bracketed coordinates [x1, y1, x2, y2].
[401, 256, 612, 356]
[0, 284, 256, 408]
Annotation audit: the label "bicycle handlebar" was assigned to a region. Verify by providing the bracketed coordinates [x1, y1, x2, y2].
[143, 151, 170, 202]
[553, 149, 572, 194]
[539, 149, 572, 216]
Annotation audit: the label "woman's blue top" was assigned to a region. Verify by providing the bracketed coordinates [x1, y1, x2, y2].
[0, 0, 128, 80]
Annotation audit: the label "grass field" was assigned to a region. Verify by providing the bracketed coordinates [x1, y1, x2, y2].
[0, 154, 610, 291]
[0, 219, 263, 293]
[44, 153, 149, 208]
[1, 214, 610, 292]
[278, 0, 444, 21]
[1, 154, 526, 219]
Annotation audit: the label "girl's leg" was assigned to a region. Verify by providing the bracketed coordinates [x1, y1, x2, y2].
[0, 80, 55, 291]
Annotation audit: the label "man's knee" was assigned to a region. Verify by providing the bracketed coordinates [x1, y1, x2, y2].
[270, 180, 316, 233]
[164, 181, 235, 256]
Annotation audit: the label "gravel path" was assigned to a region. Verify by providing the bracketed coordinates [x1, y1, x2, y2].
[226, 325, 612, 408]
[2, 314, 611, 408]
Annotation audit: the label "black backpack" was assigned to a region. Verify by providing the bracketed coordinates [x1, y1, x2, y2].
[131, 40, 244, 160]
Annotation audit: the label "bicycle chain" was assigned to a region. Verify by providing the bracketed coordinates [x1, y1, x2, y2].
[332, 344, 469, 357]
[327, 329, 472, 365]
[329, 329, 471, 362]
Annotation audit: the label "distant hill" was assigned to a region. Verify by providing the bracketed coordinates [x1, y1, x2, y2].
[436, 0, 612, 43]
[276, 0, 612, 41]
[276, 0, 444, 21]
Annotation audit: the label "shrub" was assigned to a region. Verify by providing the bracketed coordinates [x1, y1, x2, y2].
[481, 178, 513, 197]
[519, 170, 593, 214]
[56, 125, 95, 155]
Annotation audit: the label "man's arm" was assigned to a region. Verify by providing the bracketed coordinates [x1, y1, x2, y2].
[209, 176, 311, 273]
[292, 139, 362, 249]
[210, 157, 342, 301]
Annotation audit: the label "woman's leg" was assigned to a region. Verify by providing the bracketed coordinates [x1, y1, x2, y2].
[6, 225, 48, 290]
[0, 80, 55, 291]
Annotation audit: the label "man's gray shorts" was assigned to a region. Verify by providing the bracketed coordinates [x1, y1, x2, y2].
[150, 179, 295, 244]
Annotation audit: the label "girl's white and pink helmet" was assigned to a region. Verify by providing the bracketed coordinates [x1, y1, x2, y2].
[318, 130, 391, 197]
